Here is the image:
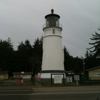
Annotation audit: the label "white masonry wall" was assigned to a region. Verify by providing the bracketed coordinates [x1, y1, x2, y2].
[42, 27, 64, 71]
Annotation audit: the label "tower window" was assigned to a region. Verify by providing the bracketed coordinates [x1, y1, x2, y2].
[53, 29, 55, 34]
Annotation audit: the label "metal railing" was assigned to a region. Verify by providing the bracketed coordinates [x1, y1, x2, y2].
[43, 23, 63, 29]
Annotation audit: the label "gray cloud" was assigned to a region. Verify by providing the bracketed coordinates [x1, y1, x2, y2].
[0, 0, 100, 57]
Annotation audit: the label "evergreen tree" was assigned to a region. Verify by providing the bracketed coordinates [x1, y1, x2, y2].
[84, 50, 100, 70]
[0, 38, 14, 75]
[88, 28, 100, 58]
[64, 46, 74, 71]
[17, 40, 32, 72]
[85, 28, 100, 70]
[64, 46, 83, 73]
[31, 37, 43, 76]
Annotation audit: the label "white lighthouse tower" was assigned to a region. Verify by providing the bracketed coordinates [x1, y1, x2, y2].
[41, 9, 65, 82]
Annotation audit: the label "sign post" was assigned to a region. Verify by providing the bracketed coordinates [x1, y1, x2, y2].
[74, 75, 80, 85]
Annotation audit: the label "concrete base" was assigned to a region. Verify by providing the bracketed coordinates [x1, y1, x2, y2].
[40, 70, 66, 83]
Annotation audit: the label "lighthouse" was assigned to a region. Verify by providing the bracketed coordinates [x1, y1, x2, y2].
[40, 9, 66, 82]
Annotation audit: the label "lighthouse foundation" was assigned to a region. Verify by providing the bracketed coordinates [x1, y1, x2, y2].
[40, 70, 66, 83]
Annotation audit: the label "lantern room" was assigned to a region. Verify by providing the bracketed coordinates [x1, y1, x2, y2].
[43, 9, 62, 30]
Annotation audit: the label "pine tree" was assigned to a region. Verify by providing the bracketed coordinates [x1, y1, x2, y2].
[88, 28, 100, 58]
[0, 38, 14, 75]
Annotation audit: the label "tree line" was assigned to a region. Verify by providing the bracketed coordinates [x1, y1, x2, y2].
[0, 37, 43, 76]
[0, 28, 100, 76]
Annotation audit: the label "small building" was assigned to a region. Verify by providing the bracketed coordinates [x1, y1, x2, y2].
[86, 66, 100, 80]
[0, 71, 9, 80]
[13, 72, 33, 80]
[66, 70, 74, 75]
[65, 70, 74, 82]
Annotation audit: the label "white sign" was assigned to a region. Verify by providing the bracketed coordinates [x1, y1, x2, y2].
[66, 77, 72, 82]
[54, 75, 62, 83]
[23, 75, 31, 79]
[74, 75, 80, 81]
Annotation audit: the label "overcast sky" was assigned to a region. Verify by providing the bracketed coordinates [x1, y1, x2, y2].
[0, 0, 100, 57]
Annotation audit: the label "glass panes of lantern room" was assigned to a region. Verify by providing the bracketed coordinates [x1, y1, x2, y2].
[46, 17, 59, 27]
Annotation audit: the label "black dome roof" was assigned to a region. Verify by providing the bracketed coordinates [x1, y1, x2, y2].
[45, 14, 60, 19]
[45, 9, 60, 19]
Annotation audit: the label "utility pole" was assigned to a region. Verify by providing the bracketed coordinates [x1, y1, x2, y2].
[83, 58, 85, 75]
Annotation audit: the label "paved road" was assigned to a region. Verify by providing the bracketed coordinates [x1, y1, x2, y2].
[0, 93, 100, 100]
[0, 86, 100, 100]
